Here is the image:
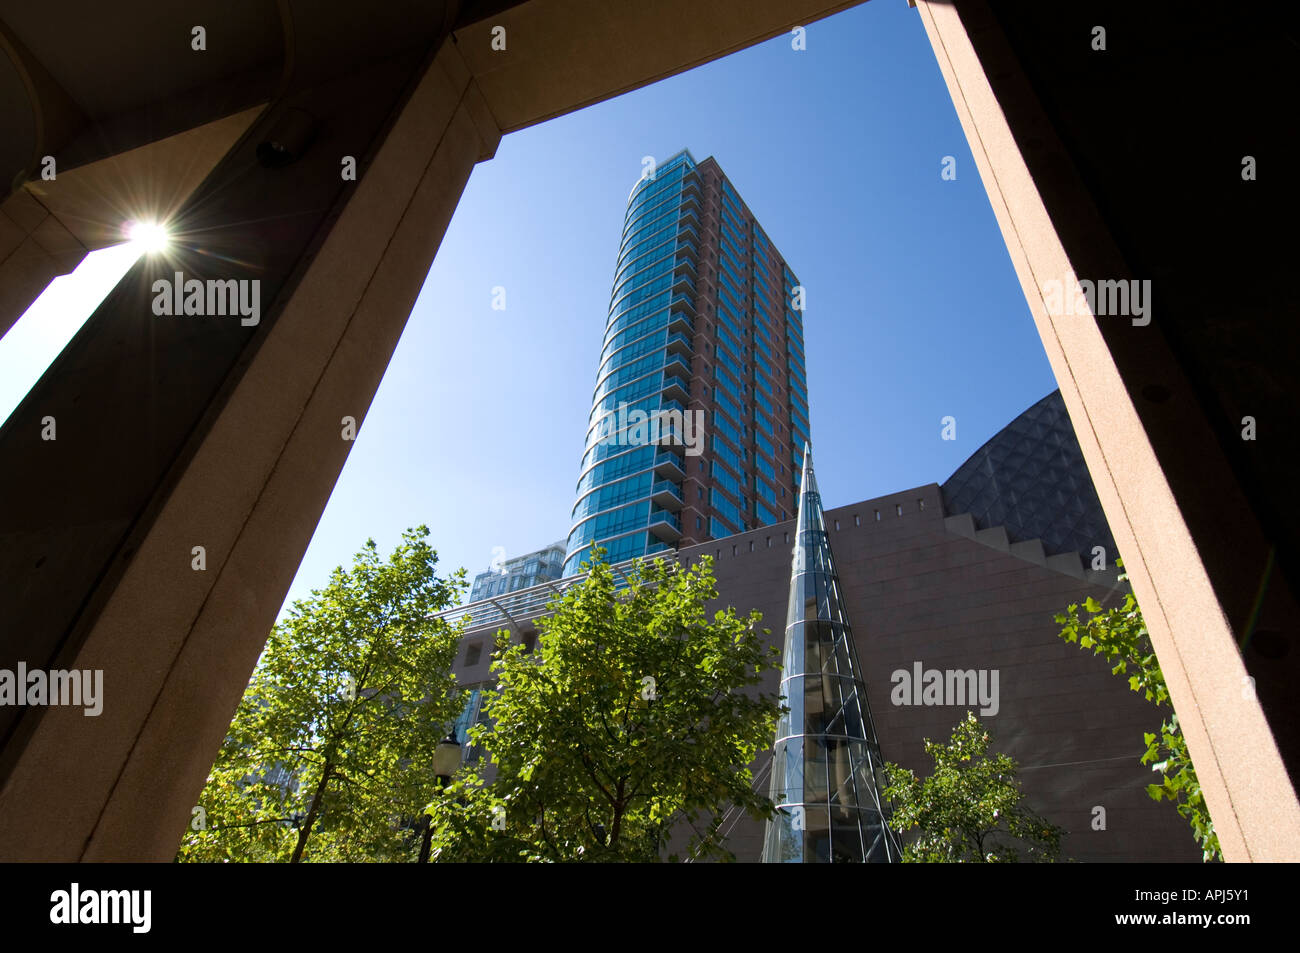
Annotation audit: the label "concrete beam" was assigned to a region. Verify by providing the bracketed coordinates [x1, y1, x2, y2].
[0, 107, 263, 341]
[451, 0, 864, 134]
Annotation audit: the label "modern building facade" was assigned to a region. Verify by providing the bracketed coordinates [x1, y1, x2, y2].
[563, 149, 811, 576]
[441, 390, 1201, 862]
[467, 541, 565, 603]
[7, 0, 1296, 863]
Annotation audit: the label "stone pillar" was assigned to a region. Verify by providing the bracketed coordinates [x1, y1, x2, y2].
[915, 0, 1300, 861]
[0, 36, 499, 861]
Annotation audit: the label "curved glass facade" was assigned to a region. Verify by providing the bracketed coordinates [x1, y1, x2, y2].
[563, 151, 699, 575]
[564, 149, 811, 575]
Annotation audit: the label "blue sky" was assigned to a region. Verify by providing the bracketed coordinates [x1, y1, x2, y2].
[0, 1, 1057, 617]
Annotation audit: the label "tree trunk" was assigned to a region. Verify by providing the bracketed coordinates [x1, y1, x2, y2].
[609, 780, 626, 849]
[418, 815, 434, 863]
[289, 763, 332, 863]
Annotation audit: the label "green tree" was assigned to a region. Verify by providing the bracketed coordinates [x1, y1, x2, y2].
[177, 526, 467, 862]
[883, 712, 1063, 862]
[426, 549, 783, 862]
[1054, 560, 1221, 861]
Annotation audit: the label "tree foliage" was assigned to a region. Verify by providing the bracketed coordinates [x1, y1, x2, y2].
[883, 712, 1063, 862]
[425, 549, 783, 862]
[1054, 559, 1221, 862]
[177, 526, 466, 862]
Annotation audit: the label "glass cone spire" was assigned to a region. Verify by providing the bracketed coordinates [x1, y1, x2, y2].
[762, 444, 901, 863]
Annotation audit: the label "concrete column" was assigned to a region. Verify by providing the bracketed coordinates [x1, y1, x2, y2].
[0, 37, 499, 861]
[915, 0, 1300, 860]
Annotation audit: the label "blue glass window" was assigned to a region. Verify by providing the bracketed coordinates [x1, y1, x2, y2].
[717, 300, 744, 341]
[571, 471, 653, 523]
[711, 489, 742, 528]
[713, 462, 742, 498]
[717, 323, 740, 357]
[791, 415, 810, 447]
[713, 409, 742, 446]
[715, 343, 743, 382]
[712, 361, 742, 397]
[576, 445, 654, 496]
[569, 500, 651, 549]
[715, 389, 742, 424]
[594, 350, 668, 401]
[710, 516, 736, 539]
[712, 435, 744, 472]
[721, 248, 745, 286]
[606, 293, 669, 338]
[609, 270, 675, 318]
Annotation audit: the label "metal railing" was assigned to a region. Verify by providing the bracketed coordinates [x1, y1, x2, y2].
[649, 510, 681, 531]
[437, 556, 658, 633]
[651, 480, 683, 503]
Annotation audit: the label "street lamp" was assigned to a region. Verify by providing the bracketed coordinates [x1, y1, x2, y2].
[418, 730, 463, 863]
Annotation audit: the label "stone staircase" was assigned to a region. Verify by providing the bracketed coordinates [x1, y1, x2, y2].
[942, 511, 1126, 590]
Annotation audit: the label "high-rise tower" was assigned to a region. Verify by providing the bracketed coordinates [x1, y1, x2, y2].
[563, 149, 810, 575]
[763, 445, 900, 863]
[466, 541, 566, 603]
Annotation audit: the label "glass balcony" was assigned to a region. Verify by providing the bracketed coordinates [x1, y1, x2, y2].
[652, 450, 686, 481]
[650, 480, 684, 510]
[665, 331, 693, 358]
[661, 374, 690, 404]
[648, 510, 682, 542]
[654, 417, 696, 452]
[669, 293, 696, 316]
[663, 352, 691, 381]
[667, 310, 694, 334]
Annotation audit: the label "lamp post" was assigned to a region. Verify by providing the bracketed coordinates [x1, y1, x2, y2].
[418, 730, 463, 863]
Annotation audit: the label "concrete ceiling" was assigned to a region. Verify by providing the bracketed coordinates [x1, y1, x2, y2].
[0, 0, 528, 193]
[2, 0, 281, 119]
